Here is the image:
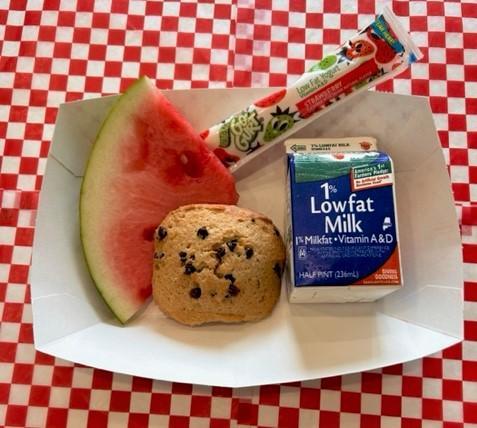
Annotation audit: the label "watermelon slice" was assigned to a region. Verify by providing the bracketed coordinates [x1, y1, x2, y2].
[254, 89, 287, 108]
[80, 77, 238, 323]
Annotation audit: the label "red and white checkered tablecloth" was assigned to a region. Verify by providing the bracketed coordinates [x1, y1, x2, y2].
[1, 0, 476, 426]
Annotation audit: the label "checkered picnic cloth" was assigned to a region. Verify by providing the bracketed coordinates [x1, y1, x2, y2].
[1, 1, 476, 427]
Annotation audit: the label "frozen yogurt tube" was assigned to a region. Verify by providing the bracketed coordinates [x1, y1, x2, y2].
[201, 7, 422, 172]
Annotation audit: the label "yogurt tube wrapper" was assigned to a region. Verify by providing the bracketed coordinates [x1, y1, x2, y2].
[201, 7, 423, 172]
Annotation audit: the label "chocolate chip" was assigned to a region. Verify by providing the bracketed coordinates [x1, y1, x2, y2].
[184, 262, 196, 275]
[226, 239, 238, 251]
[224, 273, 235, 283]
[215, 246, 226, 259]
[210, 291, 217, 297]
[157, 226, 167, 240]
[154, 252, 164, 260]
[245, 247, 254, 259]
[273, 263, 282, 277]
[251, 219, 256, 223]
[197, 227, 209, 239]
[273, 227, 280, 236]
[189, 287, 201, 299]
[179, 251, 187, 265]
[227, 283, 240, 296]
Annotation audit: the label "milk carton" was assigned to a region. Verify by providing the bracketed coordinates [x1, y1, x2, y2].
[286, 137, 402, 303]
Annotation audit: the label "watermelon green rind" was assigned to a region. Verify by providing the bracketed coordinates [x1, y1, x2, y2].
[80, 77, 238, 324]
[80, 77, 153, 324]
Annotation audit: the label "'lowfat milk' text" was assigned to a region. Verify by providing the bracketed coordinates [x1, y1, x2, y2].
[310, 183, 375, 233]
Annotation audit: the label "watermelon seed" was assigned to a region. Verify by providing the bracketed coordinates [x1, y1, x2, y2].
[189, 287, 201, 299]
[157, 226, 167, 240]
[180, 151, 205, 178]
[197, 227, 209, 239]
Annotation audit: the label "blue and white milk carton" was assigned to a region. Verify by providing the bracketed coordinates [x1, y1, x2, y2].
[286, 137, 402, 303]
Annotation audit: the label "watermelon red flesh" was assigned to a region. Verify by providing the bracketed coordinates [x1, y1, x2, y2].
[80, 77, 238, 323]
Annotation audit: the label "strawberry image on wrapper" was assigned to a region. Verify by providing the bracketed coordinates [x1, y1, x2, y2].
[202, 7, 422, 171]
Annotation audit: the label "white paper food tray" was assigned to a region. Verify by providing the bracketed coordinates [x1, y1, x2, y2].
[30, 88, 463, 387]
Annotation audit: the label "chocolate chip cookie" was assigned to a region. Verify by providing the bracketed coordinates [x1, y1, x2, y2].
[152, 204, 286, 326]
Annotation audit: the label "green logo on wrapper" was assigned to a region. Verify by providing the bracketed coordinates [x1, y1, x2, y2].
[219, 109, 263, 152]
[264, 106, 300, 142]
[308, 54, 338, 72]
